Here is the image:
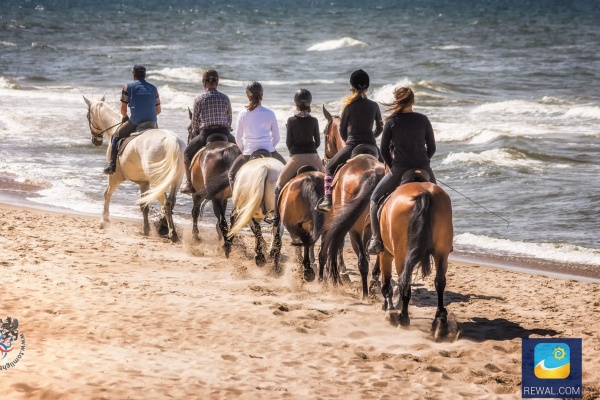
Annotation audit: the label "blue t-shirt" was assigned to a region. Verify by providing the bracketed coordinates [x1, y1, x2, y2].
[121, 79, 161, 125]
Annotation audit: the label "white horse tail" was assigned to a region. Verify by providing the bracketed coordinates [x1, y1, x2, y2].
[227, 160, 270, 237]
[135, 133, 185, 207]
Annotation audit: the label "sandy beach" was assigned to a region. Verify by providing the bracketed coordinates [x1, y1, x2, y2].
[0, 200, 599, 400]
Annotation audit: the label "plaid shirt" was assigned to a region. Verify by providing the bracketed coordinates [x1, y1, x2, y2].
[191, 88, 232, 139]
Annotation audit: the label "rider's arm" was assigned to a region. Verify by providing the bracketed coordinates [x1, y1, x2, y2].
[190, 97, 202, 139]
[120, 102, 127, 118]
[155, 104, 161, 116]
[425, 117, 436, 159]
[155, 91, 161, 116]
[271, 112, 280, 146]
[339, 107, 348, 142]
[235, 113, 244, 151]
[313, 118, 321, 149]
[380, 120, 393, 167]
[373, 103, 383, 138]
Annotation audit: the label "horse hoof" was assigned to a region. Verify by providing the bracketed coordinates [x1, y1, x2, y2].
[255, 254, 266, 267]
[170, 234, 179, 243]
[303, 268, 316, 282]
[369, 279, 382, 295]
[100, 220, 110, 229]
[432, 316, 449, 341]
[399, 313, 410, 327]
[341, 273, 352, 285]
[384, 310, 399, 326]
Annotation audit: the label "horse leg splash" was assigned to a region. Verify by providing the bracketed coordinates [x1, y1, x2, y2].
[250, 219, 267, 267]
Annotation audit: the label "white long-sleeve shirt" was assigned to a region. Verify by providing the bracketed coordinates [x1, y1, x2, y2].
[236, 105, 280, 155]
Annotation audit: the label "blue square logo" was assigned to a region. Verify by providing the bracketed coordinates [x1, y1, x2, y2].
[522, 338, 582, 398]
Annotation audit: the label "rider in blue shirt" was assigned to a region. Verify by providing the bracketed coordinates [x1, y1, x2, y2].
[104, 64, 161, 174]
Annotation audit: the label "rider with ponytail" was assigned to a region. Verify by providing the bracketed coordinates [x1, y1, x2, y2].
[366, 87, 437, 254]
[316, 69, 383, 211]
[228, 82, 286, 185]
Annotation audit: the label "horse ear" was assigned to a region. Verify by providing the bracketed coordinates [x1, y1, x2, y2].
[323, 105, 332, 122]
[100, 95, 106, 102]
[83, 96, 91, 107]
[188, 107, 193, 120]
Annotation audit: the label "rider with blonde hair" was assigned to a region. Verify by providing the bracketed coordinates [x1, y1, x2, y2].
[316, 69, 383, 211]
[367, 87, 437, 254]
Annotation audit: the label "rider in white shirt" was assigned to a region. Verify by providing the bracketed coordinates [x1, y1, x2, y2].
[228, 82, 286, 185]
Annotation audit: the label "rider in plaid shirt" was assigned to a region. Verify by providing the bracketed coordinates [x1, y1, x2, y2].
[182, 69, 236, 194]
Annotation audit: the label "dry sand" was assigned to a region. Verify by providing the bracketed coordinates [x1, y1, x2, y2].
[0, 203, 599, 399]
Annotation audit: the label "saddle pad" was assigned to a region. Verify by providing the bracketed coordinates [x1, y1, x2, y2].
[117, 131, 144, 156]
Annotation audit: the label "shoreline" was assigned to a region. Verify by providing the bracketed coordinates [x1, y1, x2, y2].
[1, 185, 599, 282]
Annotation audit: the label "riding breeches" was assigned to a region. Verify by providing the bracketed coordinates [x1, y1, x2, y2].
[324, 143, 356, 176]
[276, 153, 324, 189]
[370, 165, 436, 206]
[184, 126, 236, 164]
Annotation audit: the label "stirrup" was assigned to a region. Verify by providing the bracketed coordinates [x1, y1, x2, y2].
[181, 183, 195, 195]
[263, 210, 279, 225]
[316, 197, 332, 212]
[103, 163, 115, 175]
[367, 238, 384, 254]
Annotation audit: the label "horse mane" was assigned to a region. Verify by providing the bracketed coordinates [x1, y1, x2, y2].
[93, 101, 121, 139]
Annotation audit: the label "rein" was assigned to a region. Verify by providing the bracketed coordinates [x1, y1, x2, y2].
[322, 115, 340, 165]
[87, 108, 122, 140]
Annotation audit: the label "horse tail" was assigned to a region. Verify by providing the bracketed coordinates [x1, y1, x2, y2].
[227, 160, 269, 237]
[135, 133, 185, 207]
[303, 174, 325, 246]
[322, 173, 380, 272]
[202, 145, 240, 201]
[400, 192, 434, 292]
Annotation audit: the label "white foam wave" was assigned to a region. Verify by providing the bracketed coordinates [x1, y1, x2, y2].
[0, 41, 17, 47]
[442, 148, 543, 168]
[0, 77, 19, 89]
[157, 85, 197, 110]
[151, 67, 204, 83]
[434, 122, 480, 142]
[432, 45, 473, 50]
[119, 45, 172, 50]
[563, 106, 600, 120]
[371, 78, 415, 104]
[455, 233, 600, 266]
[307, 37, 367, 52]
[472, 100, 559, 116]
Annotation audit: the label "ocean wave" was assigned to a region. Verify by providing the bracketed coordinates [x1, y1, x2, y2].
[31, 42, 58, 51]
[472, 100, 559, 116]
[0, 41, 17, 47]
[455, 233, 600, 266]
[306, 37, 367, 52]
[432, 45, 473, 50]
[563, 106, 600, 120]
[156, 85, 197, 110]
[371, 78, 450, 105]
[0, 77, 21, 90]
[442, 148, 545, 169]
[151, 67, 204, 83]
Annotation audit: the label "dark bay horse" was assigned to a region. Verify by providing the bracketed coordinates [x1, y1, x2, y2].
[271, 170, 325, 281]
[319, 155, 385, 299]
[187, 110, 241, 256]
[378, 182, 453, 340]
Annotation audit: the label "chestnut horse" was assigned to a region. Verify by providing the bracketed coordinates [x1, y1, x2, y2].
[271, 170, 324, 281]
[378, 182, 453, 340]
[187, 110, 241, 256]
[319, 154, 385, 299]
[322, 105, 345, 165]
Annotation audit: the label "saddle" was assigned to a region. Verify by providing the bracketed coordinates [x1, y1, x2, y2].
[375, 168, 433, 220]
[250, 149, 272, 160]
[118, 122, 158, 155]
[206, 132, 229, 144]
[351, 144, 380, 159]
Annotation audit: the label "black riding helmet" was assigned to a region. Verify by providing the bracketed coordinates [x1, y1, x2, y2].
[246, 81, 263, 96]
[350, 69, 369, 91]
[294, 89, 312, 107]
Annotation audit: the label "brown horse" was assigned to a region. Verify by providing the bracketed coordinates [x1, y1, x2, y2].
[322, 106, 345, 165]
[271, 169, 325, 281]
[378, 182, 453, 340]
[187, 110, 241, 256]
[318, 154, 385, 299]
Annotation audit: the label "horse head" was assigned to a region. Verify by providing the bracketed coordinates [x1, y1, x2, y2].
[83, 95, 109, 146]
[322, 105, 344, 163]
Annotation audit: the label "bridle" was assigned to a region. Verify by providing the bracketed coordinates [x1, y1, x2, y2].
[322, 115, 340, 166]
[86, 106, 122, 143]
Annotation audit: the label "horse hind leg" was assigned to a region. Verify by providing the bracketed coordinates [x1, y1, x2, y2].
[432, 254, 449, 341]
[191, 193, 203, 242]
[250, 219, 266, 267]
[380, 251, 398, 326]
[159, 193, 179, 243]
[270, 223, 283, 272]
[351, 231, 369, 300]
[369, 256, 382, 298]
[302, 243, 316, 282]
[214, 198, 232, 257]
[139, 182, 151, 236]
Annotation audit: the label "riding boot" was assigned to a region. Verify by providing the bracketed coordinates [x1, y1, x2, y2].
[367, 201, 384, 254]
[181, 159, 195, 194]
[316, 174, 333, 212]
[103, 136, 119, 174]
[264, 186, 281, 225]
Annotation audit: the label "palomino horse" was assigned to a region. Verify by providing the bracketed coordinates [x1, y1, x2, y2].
[186, 110, 241, 255]
[378, 182, 453, 340]
[227, 157, 283, 267]
[84, 96, 185, 242]
[271, 169, 324, 281]
[319, 154, 385, 299]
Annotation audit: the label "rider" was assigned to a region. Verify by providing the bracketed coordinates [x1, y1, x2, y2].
[104, 64, 161, 174]
[366, 87, 437, 254]
[316, 69, 383, 211]
[264, 89, 323, 225]
[228, 82, 286, 186]
[181, 69, 236, 194]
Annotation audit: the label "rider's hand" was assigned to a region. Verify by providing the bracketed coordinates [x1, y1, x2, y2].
[121, 115, 129, 123]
